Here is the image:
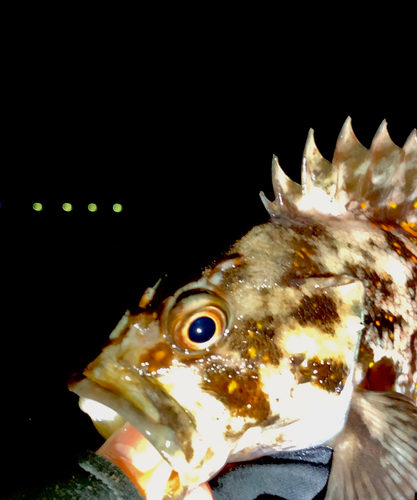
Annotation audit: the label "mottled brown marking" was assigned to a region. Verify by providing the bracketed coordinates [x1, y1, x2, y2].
[281, 255, 325, 283]
[373, 311, 401, 341]
[405, 263, 417, 303]
[384, 228, 417, 300]
[299, 357, 348, 393]
[385, 226, 417, 260]
[288, 223, 336, 243]
[224, 414, 281, 441]
[228, 317, 282, 365]
[144, 380, 195, 462]
[294, 292, 340, 335]
[139, 342, 174, 373]
[345, 262, 400, 341]
[406, 274, 417, 302]
[201, 367, 271, 420]
[220, 261, 247, 290]
[275, 224, 338, 284]
[275, 433, 284, 444]
[345, 263, 393, 299]
[286, 240, 319, 276]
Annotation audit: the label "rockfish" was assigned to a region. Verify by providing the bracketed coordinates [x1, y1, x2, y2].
[70, 117, 417, 499]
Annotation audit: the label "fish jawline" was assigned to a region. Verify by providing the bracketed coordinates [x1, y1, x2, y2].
[69, 377, 189, 464]
[69, 376, 222, 499]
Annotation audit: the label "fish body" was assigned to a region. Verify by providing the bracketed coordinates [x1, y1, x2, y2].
[70, 118, 417, 499]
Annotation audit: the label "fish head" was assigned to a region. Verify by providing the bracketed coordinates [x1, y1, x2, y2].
[69, 223, 365, 497]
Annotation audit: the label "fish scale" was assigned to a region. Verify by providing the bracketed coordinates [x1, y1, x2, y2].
[70, 117, 417, 500]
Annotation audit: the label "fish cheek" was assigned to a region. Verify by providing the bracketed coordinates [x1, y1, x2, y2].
[227, 317, 283, 365]
[200, 367, 271, 421]
[197, 317, 284, 421]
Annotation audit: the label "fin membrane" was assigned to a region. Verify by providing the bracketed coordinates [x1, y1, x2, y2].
[325, 391, 417, 499]
[262, 118, 417, 225]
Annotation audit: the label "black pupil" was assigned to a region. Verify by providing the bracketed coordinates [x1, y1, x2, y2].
[188, 316, 216, 343]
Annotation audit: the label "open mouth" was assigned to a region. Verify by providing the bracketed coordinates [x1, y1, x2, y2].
[95, 418, 174, 498]
[69, 376, 214, 500]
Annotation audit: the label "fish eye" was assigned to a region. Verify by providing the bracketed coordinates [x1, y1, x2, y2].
[188, 316, 216, 343]
[166, 292, 229, 353]
[176, 306, 226, 350]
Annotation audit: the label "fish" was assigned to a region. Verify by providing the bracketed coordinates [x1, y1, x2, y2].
[69, 117, 417, 500]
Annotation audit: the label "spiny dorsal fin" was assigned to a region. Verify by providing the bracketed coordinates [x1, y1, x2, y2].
[261, 117, 417, 226]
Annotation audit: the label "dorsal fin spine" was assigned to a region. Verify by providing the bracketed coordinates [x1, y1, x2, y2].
[262, 119, 417, 225]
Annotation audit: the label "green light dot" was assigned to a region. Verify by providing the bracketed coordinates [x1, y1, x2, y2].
[113, 203, 123, 213]
[62, 203, 73, 212]
[33, 202, 43, 211]
[88, 203, 98, 212]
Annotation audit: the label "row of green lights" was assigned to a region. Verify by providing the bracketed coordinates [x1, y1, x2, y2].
[32, 203, 123, 212]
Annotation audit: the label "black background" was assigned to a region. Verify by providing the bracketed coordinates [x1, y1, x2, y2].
[1, 10, 415, 499]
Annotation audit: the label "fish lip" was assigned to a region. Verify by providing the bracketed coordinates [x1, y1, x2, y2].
[69, 374, 199, 472]
[70, 371, 233, 497]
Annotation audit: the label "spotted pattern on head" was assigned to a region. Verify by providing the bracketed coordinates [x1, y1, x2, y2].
[294, 292, 340, 336]
[279, 224, 337, 283]
[298, 357, 348, 393]
[344, 261, 397, 342]
[200, 366, 271, 421]
[227, 317, 282, 365]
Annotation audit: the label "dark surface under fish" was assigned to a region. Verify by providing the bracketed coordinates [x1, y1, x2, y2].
[69, 118, 417, 499]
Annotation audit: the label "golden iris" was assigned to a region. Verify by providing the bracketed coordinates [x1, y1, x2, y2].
[166, 292, 228, 353]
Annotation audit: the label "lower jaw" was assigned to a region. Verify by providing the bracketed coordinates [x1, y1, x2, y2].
[97, 422, 213, 500]
[71, 382, 214, 498]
